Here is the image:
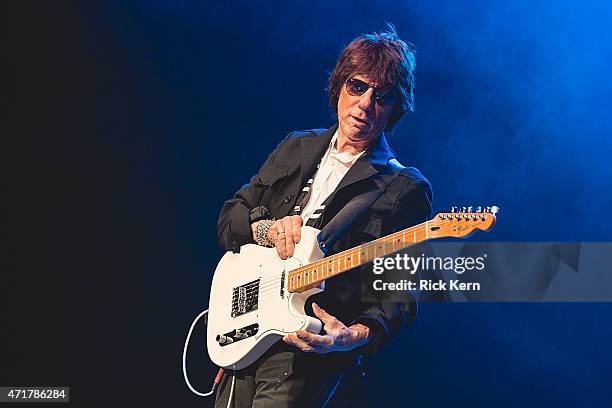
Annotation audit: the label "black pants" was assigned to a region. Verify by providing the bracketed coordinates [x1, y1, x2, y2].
[214, 341, 363, 408]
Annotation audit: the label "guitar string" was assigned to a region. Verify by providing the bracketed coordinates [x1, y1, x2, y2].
[236, 223, 439, 300]
[243, 217, 483, 292]
[253, 240, 414, 295]
[257, 233, 417, 290]
[235, 218, 489, 307]
[250, 222, 434, 291]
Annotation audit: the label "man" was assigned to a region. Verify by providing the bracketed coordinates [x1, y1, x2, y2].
[215, 26, 432, 407]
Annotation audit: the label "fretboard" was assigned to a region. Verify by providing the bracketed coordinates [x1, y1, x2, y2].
[287, 221, 432, 293]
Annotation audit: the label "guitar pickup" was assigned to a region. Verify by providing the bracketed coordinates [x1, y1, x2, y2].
[216, 323, 259, 347]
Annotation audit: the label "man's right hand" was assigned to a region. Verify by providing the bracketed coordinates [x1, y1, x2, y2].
[268, 216, 303, 259]
[251, 215, 303, 259]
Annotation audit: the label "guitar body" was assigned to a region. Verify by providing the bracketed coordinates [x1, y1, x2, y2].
[207, 226, 325, 370]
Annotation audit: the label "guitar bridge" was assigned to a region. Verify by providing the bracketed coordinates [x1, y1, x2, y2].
[231, 279, 260, 318]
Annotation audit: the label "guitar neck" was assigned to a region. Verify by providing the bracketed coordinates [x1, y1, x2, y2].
[287, 221, 431, 293]
[286, 207, 497, 293]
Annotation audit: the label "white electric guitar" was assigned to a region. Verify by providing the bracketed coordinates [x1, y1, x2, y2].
[207, 206, 498, 369]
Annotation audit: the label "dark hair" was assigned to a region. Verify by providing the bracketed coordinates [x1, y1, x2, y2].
[327, 24, 416, 132]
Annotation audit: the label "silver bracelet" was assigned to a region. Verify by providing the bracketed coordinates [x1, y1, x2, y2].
[255, 219, 276, 247]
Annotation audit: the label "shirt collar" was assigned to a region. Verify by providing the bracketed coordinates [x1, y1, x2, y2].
[329, 130, 367, 165]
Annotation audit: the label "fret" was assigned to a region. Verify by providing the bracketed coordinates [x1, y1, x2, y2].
[413, 229, 416, 243]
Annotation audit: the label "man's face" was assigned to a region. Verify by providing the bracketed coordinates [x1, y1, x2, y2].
[336, 75, 394, 148]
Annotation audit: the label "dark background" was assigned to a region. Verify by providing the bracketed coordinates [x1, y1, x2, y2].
[5, 0, 612, 406]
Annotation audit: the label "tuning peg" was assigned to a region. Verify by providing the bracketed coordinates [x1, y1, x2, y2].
[476, 206, 482, 213]
[451, 207, 456, 213]
[490, 205, 500, 215]
[485, 206, 491, 212]
[462, 206, 467, 213]
[467, 206, 473, 213]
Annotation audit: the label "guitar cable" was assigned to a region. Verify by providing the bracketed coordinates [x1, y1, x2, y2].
[182, 309, 225, 397]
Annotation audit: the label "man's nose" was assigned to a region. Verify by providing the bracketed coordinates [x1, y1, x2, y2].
[357, 88, 376, 112]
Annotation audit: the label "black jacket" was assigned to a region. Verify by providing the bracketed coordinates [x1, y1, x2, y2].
[217, 124, 432, 352]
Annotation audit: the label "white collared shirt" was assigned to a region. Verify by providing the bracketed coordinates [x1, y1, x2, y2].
[300, 131, 366, 223]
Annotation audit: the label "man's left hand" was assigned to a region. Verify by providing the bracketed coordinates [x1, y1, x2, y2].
[282, 303, 373, 353]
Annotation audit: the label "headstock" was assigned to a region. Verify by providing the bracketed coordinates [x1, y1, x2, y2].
[429, 206, 499, 239]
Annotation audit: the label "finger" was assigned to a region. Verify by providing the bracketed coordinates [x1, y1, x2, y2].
[296, 330, 332, 348]
[276, 233, 287, 259]
[274, 222, 288, 258]
[311, 303, 333, 322]
[312, 303, 343, 330]
[290, 216, 302, 243]
[283, 333, 317, 352]
[282, 218, 295, 257]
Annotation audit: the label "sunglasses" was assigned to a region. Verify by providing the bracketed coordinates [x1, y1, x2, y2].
[345, 78, 397, 106]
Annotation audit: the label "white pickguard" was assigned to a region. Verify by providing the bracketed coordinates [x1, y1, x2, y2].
[206, 226, 325, 369]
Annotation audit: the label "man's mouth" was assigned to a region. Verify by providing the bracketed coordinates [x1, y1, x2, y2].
[350, 115, 369, 128]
